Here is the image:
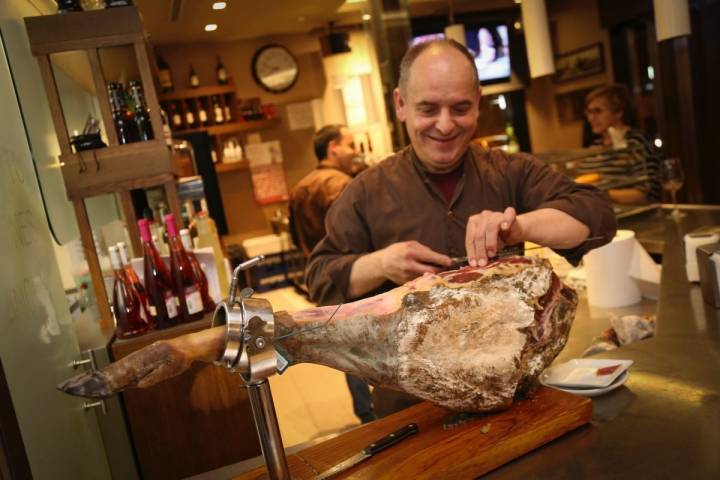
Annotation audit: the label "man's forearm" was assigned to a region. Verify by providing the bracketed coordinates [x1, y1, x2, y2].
[518, 208, 590, 249]
[347, 251, 386, 299]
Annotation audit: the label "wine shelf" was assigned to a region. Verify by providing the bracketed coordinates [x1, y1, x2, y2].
[214, 161, 248, 174]
[158, 84, 236, 101]
[176, 117, 281, 137]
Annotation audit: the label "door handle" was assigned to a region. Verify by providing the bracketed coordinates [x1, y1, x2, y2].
[82, 400, 107, 415]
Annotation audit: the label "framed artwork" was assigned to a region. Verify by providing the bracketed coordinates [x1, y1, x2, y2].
[554, 43, 605, 83]
[555, 85, 602, 123]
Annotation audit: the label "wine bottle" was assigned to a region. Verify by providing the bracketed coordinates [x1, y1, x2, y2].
[216, 56, 229, 85]
[212, 96, 224, 124]
[116, 241, 150, 323]
[195, 209, 229, 294]
[184, 100, 197, 129]
[160, 108, 173, 147]
[138, 218, 179, 329]
[157, 55, 174, 93]
[180, 228, 215, 313]
[107, 82, 140, 144]
[108, 245, 153, 339]
[169, 101, 183, 130]
[164, 214, 205, 323]
[197, 98, 209, 126]
[223, 96, 232, 122]
[189, 64, 200, 88]
[129, 80, 154, 141]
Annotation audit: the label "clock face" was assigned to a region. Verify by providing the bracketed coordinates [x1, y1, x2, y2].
[252, 45, 299, 93]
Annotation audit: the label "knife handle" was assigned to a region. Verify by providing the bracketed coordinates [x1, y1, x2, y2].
[363, 423, 419, 456]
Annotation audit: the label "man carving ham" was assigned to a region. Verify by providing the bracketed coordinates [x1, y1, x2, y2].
[305, 39, 616, 416]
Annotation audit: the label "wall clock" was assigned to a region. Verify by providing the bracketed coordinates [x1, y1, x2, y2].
[251, 45, 299, 93]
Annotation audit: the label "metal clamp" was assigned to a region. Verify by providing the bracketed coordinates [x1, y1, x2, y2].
[212, 255, 278, 382]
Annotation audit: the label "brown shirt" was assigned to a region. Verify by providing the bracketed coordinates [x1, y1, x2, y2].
[306, 145, 617, 305]
[289, 160, 352, 257]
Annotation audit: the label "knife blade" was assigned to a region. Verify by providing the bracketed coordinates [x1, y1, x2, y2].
[314, 423, 419, 480]
[450, 235, 606, 267]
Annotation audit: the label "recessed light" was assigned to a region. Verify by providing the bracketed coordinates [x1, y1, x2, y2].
[205, 24, 218, 32]
[362, 13, 371, 21]
[212, 2, 227, 10]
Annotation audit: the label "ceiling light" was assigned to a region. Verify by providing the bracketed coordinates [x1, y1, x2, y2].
[205, 24, 218, 32]
[212, 2, 227, 10]
[362, 13, 371, 21]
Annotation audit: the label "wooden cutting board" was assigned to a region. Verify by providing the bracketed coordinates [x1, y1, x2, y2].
[234, 386, 592, 479]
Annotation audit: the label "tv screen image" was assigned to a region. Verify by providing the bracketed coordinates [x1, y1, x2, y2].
[466, 25, 511, 83]
[410, 24, 511, 84]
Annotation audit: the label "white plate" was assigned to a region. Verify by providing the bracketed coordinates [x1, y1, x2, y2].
[540, 358, 634, 388]
[542, 371, 629, 397]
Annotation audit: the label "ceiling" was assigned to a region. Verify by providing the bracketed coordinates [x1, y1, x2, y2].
[134, 0, 518, 45]
[134, 0, 360, 45]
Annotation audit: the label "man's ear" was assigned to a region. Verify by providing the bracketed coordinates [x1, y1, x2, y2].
[326, 138, 338, 158]
[393, 88, 406, 122]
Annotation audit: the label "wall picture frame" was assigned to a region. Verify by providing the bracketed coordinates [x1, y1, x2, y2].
[553, 43, 605, 83]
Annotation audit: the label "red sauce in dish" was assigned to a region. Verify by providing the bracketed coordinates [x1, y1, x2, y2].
[597, 364, 621, 376]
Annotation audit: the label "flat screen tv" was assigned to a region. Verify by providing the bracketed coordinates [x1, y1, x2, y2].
[410, 24, 512, 85]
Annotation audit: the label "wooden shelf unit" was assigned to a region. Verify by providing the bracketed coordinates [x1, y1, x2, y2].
[214, 160, 248, 174]
[24, 6, 181, 332]
[182, 117, 281, 137]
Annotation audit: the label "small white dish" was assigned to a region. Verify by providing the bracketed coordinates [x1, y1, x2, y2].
[540, 358, 633, 388]
[542, 371, 629, 398]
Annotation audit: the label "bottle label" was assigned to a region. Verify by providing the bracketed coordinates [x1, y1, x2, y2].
[191, 76, 199, 87]
[185, 288, 203, 315]
[172, 114, 182, 126]
[165, 293, 179, 318]
[224, 106, 232, 121]
[148, 302, 157, 317]
[214, 107, 223, 123]
[199, 110, 208, 123]
[218, 69, 227, 82]
[186, 111, 195, 124]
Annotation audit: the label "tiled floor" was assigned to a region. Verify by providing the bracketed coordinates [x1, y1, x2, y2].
[254, 287, 360, 447]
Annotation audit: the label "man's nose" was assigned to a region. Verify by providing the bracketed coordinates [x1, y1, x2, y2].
[435, 109, 454, 135]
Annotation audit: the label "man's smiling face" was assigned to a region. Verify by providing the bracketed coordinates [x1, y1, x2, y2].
[394, 44, 481, 173]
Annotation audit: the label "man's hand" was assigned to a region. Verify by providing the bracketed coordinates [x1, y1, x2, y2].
[465, 207, 524, 267]
[379, 241, 452, 285]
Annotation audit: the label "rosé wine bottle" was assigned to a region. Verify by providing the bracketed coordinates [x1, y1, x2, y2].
[138, 218, 179, 329]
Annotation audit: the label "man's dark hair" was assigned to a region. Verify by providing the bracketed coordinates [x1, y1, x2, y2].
[313, 124, 345, 161]
[397, 39, 480, 95]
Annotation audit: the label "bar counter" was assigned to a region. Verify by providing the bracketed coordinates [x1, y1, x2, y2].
[484, 206, 720, 479]
[192, 205, 720, 479]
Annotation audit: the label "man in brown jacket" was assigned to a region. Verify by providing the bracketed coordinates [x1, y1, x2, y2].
[289, 124, 357, 257]
[306, 39, 617, 417]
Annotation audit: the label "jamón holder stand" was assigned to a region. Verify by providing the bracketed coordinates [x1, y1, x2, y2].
[212, 255, 291, 480]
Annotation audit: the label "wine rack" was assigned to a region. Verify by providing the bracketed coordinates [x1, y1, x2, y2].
[24, 6, 182, 332]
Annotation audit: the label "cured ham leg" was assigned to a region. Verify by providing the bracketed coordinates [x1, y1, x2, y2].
[60, 257, 577, 412]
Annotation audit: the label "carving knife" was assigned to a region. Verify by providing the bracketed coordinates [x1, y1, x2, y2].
[314, 423, 419, 480]
[450, 235, 607, 267]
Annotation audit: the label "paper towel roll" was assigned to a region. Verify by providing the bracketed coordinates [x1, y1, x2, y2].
[584, 230, 642, 308]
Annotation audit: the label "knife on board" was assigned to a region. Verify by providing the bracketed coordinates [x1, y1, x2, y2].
[314, 423, 419, 480]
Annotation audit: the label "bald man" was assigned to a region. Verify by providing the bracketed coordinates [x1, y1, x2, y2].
[307, 39, 616, 416]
